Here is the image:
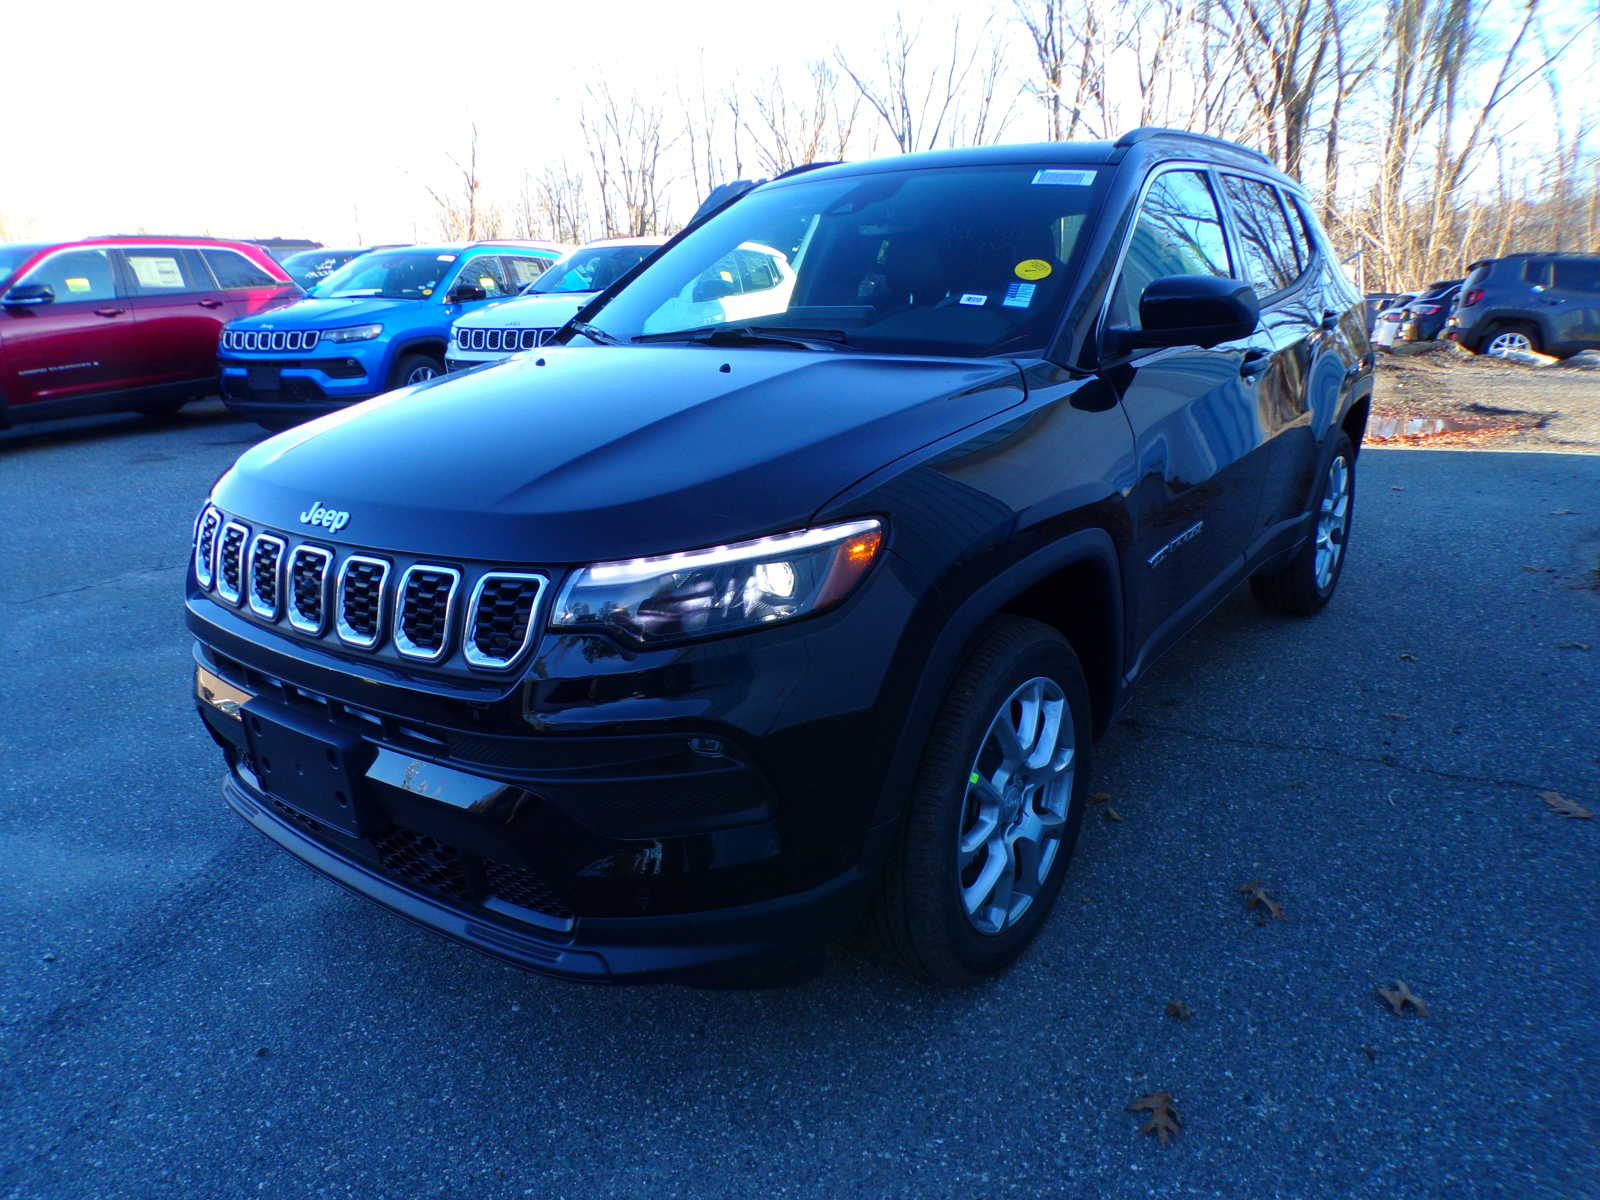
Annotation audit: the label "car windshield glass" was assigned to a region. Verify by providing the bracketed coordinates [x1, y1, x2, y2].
[312, 249, 456, 300]
[583, 165, 1102, 357]
[283, 250, 361, 285]
[527, 244, 660, 294]
[0, 245, 45, 285]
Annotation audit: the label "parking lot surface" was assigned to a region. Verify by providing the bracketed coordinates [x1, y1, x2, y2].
[3, 401, 1597, 1199]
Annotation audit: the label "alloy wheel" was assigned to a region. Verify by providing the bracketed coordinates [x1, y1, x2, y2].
[1485, 330, 1532, 356]
[956, 676, 1075, 936]
[1315, 454, 1351, 589]
[406, 363, 439, 384]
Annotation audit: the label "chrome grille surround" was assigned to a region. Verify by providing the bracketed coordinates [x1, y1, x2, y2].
[394, 565, 462, 662]
[456, 326, 558, 353]
[286, 545, 333, 634]
[223, 329, 322, 353]
[216, 521, 250, 605]
[335, 555, 391, 649]
[194, 506, 221, 588]
[464, 573, 547, 670]
[246, 533, 286, 620]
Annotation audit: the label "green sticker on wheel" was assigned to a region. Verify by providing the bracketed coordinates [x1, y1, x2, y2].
[970, 772, 981, 785]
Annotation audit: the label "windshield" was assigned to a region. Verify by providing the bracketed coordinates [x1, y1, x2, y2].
[527, 244, 661, 295]
[283, 249, 363, 286]
[312, 249, 456, 300]
[582, 165, 1101, 356]
[0, 244, 46, 286]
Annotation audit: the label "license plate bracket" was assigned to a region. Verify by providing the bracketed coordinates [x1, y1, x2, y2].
[247, 364, 280, 392]
[242, 701, 375, 837]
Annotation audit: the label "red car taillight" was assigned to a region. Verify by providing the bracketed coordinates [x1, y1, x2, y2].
[1411, 304, 1441, 315]
[1462, 289, 1485, 306]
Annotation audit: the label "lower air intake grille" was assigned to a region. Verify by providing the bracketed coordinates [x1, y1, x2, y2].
[465, 574, 545, 669]
[485, 858, 574, 919]
[374, 827, 469, 898]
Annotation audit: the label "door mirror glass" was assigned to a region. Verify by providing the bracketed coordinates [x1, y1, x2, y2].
[1130, 275, 1259, 349]
[3, 282, 55, 306]
[447, 282, 487, 304]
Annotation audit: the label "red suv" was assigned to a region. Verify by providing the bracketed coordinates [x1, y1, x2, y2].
[0, 236, 300, 428]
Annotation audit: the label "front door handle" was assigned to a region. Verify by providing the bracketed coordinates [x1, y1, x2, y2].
[94, 306, 126, 318]
[198, 297, 224, 309]
[1240, 350, 1273, 380]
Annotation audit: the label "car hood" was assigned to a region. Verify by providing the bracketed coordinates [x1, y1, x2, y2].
[214, 347, 1027, 563]
[453, 293, 593, 330]
[227, 296, 419, 329]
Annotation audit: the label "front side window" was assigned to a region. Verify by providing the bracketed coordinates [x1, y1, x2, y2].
[313, 249, 457, 300]
[1221, 175, 1301, 296]
[1552, 259, 1600, 293]
[205, 248, 278, 289]
[123, 247, 211, 295]
[1107, 170, 1232, 330]
[455, 255, 514, 298]
[583, 164, 1103, 357]
[19, 248, 119, 302]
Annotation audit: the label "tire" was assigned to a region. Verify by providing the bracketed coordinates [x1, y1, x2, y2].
[1250, 430, 1355, 616]
[1479, 322, 1541, 357]
[387, 352, 443, 390]
[871, 615, 1092, 984]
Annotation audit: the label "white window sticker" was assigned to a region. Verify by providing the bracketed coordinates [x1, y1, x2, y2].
[1003, 282, 1037, 309]
[959, 293, 988, 306]
[130, 255, 184, 288]
[1032, 168, 1097, 187]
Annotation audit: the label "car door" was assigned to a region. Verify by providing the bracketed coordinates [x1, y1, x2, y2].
[0, 246, 140, 410]
[1546, 259, 1600, 352]
[1216, 174, 1326, 552]
[116, 245, 229, 387]
[1101, 167, 1269, 666]
[200, 245, 301, 324]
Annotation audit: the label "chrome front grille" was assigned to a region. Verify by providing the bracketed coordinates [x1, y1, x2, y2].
[217, 521, 249, 604]
[222, 329, 322, 353]
[456, 326, 558, 353]
[395, 566, 461, 661]
[336, 556, 390, 648]
[247, 534, 285, 619]
[465, 574, 546, 669]
[287, 546, 332, 634]
[194, 507, 221, 588]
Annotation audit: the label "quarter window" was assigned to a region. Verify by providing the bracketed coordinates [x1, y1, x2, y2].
[1108, 170, 1232, 330]
[18, 248, 118, 302]
[123, 248, 211, 295]
[203, 248, 276, 289]
[1221, 175, 1301, 296]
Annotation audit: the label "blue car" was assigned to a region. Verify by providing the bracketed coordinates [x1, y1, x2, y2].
[219, 241, 568, 429]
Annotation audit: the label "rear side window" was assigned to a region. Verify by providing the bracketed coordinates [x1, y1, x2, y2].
[1221, 175, 1301, 296]
[1521, 260, 1553, 287]
[1552, 259, 1600, 293]
[1108, 170, 1232, 330]
[123, 248, 211, 295]
[204, 248, 277, 289]
[504, 256, 550, 289]
[19, 248, 119, 302]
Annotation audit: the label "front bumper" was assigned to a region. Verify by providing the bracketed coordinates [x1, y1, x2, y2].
[219, 354, 378, 422]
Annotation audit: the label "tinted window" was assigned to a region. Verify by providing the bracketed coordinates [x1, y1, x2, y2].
[1521, 260, 1553, 287]
[1221, 175, 1301, 295]
[1108, 170, 1231, 329]
[205, 248, 279, 289]
[20, 248, 119, 302]
[505, 256, 552, 289]
[123, 247, 211, 295]
[1552, 259, 1600, 293]
[457, 255, 514, 298]
[1283, 193, 1320, 269]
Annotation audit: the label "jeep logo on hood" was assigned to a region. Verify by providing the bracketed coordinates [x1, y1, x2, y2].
[299, 501, 350, 533]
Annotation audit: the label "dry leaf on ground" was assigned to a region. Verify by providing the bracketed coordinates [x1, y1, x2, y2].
[1087, 792, 1113, 805]
[1383, 712, 1408, 721]
[1103, 807, 1124, 823]
[1555, 642, 1592, 651]
[1127, 1092, 1181, 1145]
[1539, 791, 1594, 819]
[1399, 653, 1419, 662]
[1377, 980, 1429, 1017]
[1165, 1000, 1192, 1020]
[1238, 881, 1287, 920]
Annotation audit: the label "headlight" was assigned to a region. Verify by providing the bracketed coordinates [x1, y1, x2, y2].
[551, 518, 884, 644]
[322, 323, 383, 343]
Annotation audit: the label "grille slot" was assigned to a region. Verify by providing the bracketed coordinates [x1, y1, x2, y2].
[336, 556, 390, 648]
[247, 534, 285, 619]
[216, 521, 249, 604]
[464, 573, 546, 669]
[395, 565, 461, 661]
[194, 507, 221, 588]
[485, 859, 574, 919]
[287, 545, 333, 634]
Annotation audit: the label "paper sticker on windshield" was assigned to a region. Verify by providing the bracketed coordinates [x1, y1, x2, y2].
[65, 277, 91, 293]
[1003, 282, 1036, 309]
[1014, 259, 1052, 281]
[1032, 168, 1096, 187]
[959, 293, 987, 306]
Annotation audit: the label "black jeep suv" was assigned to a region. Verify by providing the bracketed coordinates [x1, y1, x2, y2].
[187, 129, 1373, 985]
[1445, 253, 1600, 357]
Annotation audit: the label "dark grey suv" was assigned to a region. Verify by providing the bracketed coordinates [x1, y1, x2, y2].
[1445, 253, 1600, 357]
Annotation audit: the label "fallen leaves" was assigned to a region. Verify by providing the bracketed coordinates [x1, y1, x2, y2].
[1383, 712, 1408, 721]
[1539, 791, 1594, 819]
[1087, 791, 1113, 805]
[1103, 807, 1125, 823]
[1377, 980, 1429, 1017]
[1128, 1091, 1182, 1145]
[1239, 880, 1287, 920]
[1398, 652, 1419, 662]
[1521, 565, 1552, 574]
[1555, 641, 1592, 651]
[1165, 1000, 1192, 1020]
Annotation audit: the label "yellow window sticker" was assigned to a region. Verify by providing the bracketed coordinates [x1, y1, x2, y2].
[65, 277, 92, 293]
[1014, 259, 1053, 281]
[479, 276, 496, 289]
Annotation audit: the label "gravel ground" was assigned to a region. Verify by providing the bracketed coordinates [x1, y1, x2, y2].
[1, 401, 1597, 1199]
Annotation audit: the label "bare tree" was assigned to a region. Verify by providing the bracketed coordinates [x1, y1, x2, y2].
[426, 124, 501, 240]
[511, 164, 589, 245]
[741, 61, 861, 175]
[580, 84, 676, 237]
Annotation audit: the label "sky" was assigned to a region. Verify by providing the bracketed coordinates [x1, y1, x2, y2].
[3, 0, 1596, 247]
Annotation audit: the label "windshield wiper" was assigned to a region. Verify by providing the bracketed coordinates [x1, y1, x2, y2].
[631, 324, 850, 350]
[569, 320, 624, 346]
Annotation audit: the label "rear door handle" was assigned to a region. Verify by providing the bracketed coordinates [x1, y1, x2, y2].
[198, 297, 224, 309]
[94, 306, 126, 317]
[1240, 350, 1273, 380]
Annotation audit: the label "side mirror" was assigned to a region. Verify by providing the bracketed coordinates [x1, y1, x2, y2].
[3, 282, 55, 307]
[447, 283, 488, 304]
[1127, 275, 1259, 350]
[692, 275, 738, 303]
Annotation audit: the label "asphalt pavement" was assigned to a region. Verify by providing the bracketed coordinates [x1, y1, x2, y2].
[2, 400, 1597, 1199]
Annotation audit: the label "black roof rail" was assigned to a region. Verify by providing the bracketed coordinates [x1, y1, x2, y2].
[1114, 127, 1273, 166]
[774, 161, 841, 179]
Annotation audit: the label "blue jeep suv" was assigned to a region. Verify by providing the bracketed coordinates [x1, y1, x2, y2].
[219, 241, 567, 429]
